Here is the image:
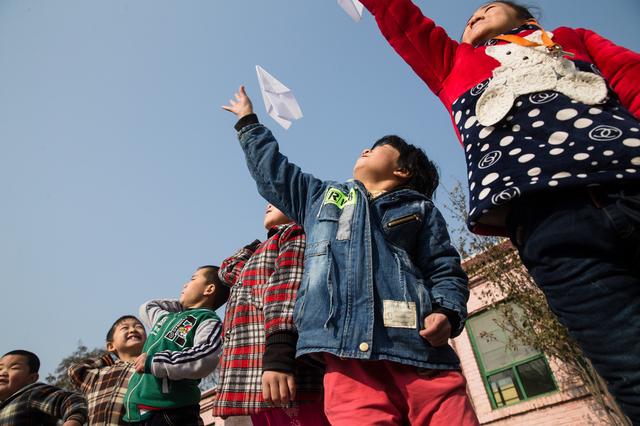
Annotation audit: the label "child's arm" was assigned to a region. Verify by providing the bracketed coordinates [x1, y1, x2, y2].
[218, 239, 261, 287]
[359, 0, 459, 95]
[223, 86, 326, 226]
[29, 385, 88, 426]
[575, 28, 640, 119]
[146, 317, 223, 380]
[262, 223, 305, 373]
[139, 299, 183, 329]
[67, 353, 115, 393]
[415, 204, 469, 343]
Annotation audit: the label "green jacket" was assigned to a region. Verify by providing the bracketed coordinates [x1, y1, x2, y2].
[123, 300, 222, 422]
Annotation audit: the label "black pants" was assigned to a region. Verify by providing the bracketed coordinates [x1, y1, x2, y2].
[506, 185, 640, 424]
[132, 405, 204, 426]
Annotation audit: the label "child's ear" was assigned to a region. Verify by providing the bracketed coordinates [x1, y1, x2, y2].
[106, 342, 116, 353]
[28, 372, 39, 385]
[393, 168, 411, 180]
[204, 283, 216, 297]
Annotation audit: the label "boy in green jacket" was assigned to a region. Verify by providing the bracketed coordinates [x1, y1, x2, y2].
[123, 265, 229, 425]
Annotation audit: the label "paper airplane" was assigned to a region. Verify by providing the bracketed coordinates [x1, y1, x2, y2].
[338, 0, 364, 22]
[255, 65, 303, 130]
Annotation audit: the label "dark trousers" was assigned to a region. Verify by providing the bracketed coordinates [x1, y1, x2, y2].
[506, 184, 640, 424]
[131, 405, 204, 426]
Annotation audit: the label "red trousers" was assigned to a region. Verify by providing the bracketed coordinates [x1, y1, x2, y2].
[250, 401, 330, 426]
[323, 354, 479, 426]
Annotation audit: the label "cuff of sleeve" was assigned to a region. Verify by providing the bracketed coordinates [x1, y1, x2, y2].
[234, 113, 259, 132]
[263, 332, 297, 373]
[244, 239, 262, 251]
[432, 305, 462, 338]
[144, 353, 154, 374]
[65, 413, 87, 424]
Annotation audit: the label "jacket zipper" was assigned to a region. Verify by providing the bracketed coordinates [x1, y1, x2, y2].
[387, 214, 421, 228]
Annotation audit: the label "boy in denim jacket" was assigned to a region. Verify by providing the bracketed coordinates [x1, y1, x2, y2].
[223, 87, 478, 425]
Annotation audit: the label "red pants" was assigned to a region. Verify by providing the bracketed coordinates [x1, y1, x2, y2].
[323, 354, 479, 426]
[250, 401, 330, 426]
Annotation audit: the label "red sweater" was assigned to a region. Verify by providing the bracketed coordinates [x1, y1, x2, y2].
[361, 0, 640, 234]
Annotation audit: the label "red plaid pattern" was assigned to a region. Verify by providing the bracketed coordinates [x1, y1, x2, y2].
[212, 223, 323, 416]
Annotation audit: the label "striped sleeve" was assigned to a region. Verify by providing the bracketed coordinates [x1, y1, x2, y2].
[139, 299, 182, 329]
[150, 317, 223, 380]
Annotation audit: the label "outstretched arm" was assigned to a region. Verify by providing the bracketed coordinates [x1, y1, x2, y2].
[360, 0, 459, 95]
[218, 240, 261, 287]
[223, 86, 326, 226]
[29, 385, 88, 425]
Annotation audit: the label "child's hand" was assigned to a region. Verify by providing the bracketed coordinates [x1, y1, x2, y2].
[222, 85, 254, 119]
[62, 421, 82, 426]
[134, 353, 148, 373]
[262, 371, 296, 407]
[419, 313, 452, 347]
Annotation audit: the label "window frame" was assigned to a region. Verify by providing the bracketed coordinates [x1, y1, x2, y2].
[466, 306, 559, 409]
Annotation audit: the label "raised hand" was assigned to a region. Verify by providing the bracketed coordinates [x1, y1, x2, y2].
[222, 85, 254, 119]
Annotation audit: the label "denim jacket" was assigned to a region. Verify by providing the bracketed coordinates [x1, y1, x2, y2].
[236, 116, 469, 369]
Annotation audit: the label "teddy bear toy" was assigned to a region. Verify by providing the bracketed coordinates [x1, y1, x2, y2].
[476, 30, 608, 126]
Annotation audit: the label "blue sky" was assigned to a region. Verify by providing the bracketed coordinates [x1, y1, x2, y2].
[1, 0, 638, 378]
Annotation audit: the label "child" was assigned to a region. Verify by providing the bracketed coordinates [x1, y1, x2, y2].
[123, 266, 228, 425]
[0, 350, 87, 425]
[212, 204, 328, 426]
[223, 87, 478, 425]
[358, 0, 640, 421]
[68, 315, 147, 425]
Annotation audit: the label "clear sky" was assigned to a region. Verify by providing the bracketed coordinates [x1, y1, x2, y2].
[1, 0, 639, 378]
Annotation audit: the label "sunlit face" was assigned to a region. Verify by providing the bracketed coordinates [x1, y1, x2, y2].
[0, 355, 38, 400]
[353, 143, 402, 183]
[263, 204, 290, 230]
[180, 268, 214, 308]
[106, 318, 146, 357]
[462, 2, 525, 45]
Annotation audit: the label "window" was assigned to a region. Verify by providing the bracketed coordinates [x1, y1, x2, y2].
[467, 305, 557, 408]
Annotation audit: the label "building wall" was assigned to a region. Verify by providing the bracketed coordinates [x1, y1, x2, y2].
[454, 276, 608, 425]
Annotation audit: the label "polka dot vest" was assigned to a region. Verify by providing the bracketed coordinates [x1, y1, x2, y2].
[452, 59, 640, 229]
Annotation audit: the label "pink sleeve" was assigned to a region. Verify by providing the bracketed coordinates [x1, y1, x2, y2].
[360, 0, 459, 95]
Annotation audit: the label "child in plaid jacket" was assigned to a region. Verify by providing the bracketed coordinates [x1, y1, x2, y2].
[212, 205, 327, 426]
[68, 315, 146, 425]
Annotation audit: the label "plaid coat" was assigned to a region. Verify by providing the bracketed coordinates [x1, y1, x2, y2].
[0, 382, 87, 425]
[68, 353, 133, 425]
[212, 223, 324, 416]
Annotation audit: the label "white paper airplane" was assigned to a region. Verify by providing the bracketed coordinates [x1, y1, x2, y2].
[338, 0, 364, 22]
[255, 65, 303, 130]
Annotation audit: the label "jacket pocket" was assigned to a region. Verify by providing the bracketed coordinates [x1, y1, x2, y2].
[387, 213, 422, 229]
[294, 240, 331, 332]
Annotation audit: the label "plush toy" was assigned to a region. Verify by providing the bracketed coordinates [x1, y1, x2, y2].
[476, 30, 608, 126]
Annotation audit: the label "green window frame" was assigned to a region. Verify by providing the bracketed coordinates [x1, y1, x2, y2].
[466, 304, 558, 409]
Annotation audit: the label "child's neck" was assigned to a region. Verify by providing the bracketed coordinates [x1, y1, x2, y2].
[360, 179, 402, 198]
[116, 352, 139, 363]
[183, 300, 213, 310]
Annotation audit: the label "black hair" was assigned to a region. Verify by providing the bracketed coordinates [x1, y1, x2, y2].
[3, 350, 40, 374]
[197, 265, 230, 310]
[484, 1, 537, 21]
[106, 315, 143, 342]
[371, 135, 440, 198]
